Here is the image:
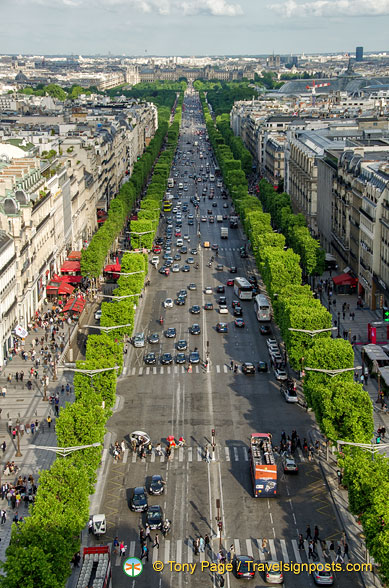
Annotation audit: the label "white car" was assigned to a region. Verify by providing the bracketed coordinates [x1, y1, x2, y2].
[183, 235, 190, 241]
[151, 256, 159, 267]
[94, 309, 102, 321]
[172, 264, 180, 272]
[266, 338, 278, 349]
[163, 298, 173, 308]
[219, 305, 228, 314]
[274, 368, 288, 381]
[204, 286, 213, 295]
[176, 238, 183, 247]
[283, 387, 298, 403]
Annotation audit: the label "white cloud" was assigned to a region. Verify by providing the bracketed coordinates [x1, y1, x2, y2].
[271, 0, 389, 17]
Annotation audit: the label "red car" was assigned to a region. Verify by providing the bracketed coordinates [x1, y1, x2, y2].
[227, 279, 234, 286]
[153, 246, 162, 254]
[175, 230, 181, 237]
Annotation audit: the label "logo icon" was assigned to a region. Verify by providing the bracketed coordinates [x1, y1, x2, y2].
[123, 557, 143, 577]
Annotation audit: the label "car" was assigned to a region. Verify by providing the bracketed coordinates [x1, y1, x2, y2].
[144, 352, 157, 365]
[176, 340, 188, 351]
[204, 286, 213, 295]
[240, 250, 248, 258]
[189, 351, 200, 364]
[164, 328, 176, 338]
[94, 309, 102, 321]
[188, 283, 197, 291]
[219, 305, 228, 314]
[163, 298, 173, 308]
[190, 248, 198, 255]
[266, 338, 278, 349]
[209, 217, 214, 223]
[172, 264, 180, 273]
[231, 300, 240, 309]
[211, 243, 219, 250]
[190, 305, 201, 314]
[183, 234, 190, 241]
[282, 457, 299, 474]
[216, 285, 225, 293]
[149, 474, 166, 496]
[129, 487, 148, 512]
[204, 302, 214, 310]
[181, 265, 190, 272]
[242, 362, 256, 375]
[274, 368, 288, 381]
[230, 266, 237, 273]
[227, 279, 234, 286]
[218, 296, 227, 305]
[265, 561, 284, 584]
[201, 216, 207, 222]
[188, 214, 194, 220]
[282, 386, 298, 403]
[188, 219, 194, 225]
[233, 306, 243, 317]
[159, 266, 170, 276]
[133, 333, 145, 348]
[161, 353, 173, 365]
[180, 246, 188, 254]
[148, 333, 160, 344]
[175, 230, 181, 237]
[189, 324, 201, 335]
[152, 245, 162, 253]
[146, 505, 163, 530]
[216, 322, 228, 333]
[175, 296, 186, 306]
[212, 202, 217, 208]
[187, 257, 195, 264]
[258, 360, 268, 372]
[234, 318, 245, 328]
[260, 324, 271, 336]
[176, 353, 186, 364]
[174, 254, 182, 261]
[163, 253, 173, 261]
[311, 569, 334, 585]
[178, 289, 187, 298]
[155, 238, 163, 245]
[164, 259, 172, 268]
[233, 555, 255, 579]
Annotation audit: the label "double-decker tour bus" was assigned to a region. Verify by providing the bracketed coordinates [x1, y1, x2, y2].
[250, 433, 277, 497]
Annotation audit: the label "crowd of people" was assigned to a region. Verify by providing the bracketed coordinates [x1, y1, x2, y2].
[0, 475, 38, 525]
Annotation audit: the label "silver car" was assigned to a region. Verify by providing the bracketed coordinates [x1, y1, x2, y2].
[265, 561, 283, 584]
[133, 333, 145, 348]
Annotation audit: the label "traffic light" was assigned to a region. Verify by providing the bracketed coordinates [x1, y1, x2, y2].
[383, 307, 389, 322]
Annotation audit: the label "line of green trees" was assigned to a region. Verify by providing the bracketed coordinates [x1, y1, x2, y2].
[199, 94, 389, 583]
[194, 81, 256, 116]
[0, 99, 183, 587]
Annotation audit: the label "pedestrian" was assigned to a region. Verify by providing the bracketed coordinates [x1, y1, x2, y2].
[88, 519, 93, 534]
[308, 541, 314, 560]
[145, 524, 152, 543]
[306, 525, 312, 540]
[298, 534, 304, 549]
[1, 441, 6, 453]
[227, 544, 234, 562]
[1, 509, 6, 524]
[204, 533, 210, 549]
[113, 536, 119, 554]
[199, 536, 205, 552]
[335, 546, 344, 563]
[153, 533, 160, 549]
[66, 383, 70, 395]
[193, 538, 199, 555]
[343, 542, 349, 560]
[261, 537, 268, 554]
[73, 552, 81, 567]
[47, 415, 52, 428]
[337, 469, 343, 486]
[314, 525, 319, 540]
[30, 422, 35, 435]
[141, 544, 149, 561]
[1, 386, 6, 398]
[19, 423, 24, 436]
[20, 371, 24, 382]
[15, 372, 19, 382]
[230, 360, 233, 371]
[119, 541, 126, 557]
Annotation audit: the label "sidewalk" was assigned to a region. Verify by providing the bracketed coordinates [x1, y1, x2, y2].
[309, 427, 384, 588]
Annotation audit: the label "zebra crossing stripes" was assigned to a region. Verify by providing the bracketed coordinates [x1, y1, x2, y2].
[124, 364, 247, 377]
[114, 538, 343, 567]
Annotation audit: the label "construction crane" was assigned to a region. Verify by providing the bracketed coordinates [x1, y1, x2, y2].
[306, 80, 331, 105]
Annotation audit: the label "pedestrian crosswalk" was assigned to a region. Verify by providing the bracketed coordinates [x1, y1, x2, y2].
[122, 445, 306, 465]
[114, 537, 345, 567]
[122, 364, 257, 376]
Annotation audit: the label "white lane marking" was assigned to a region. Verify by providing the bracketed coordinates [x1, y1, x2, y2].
[234, 539, 241, 556]
[258, 539, 266, 562]
[153, 367, 157, 375]
[233, 447, 239, 461]
[123, 449, 128, 464]
[160, 367, 164, 375]
[164, 539, 170, 563]
[151, 451, 155, 463]
[197, 447, 203, 461]
[176, 539, 182, 563]
[291, 539, 302, 564]
[129, 541, 136, 558]
[131, 367, 136, 375]
[179, 447, 184, 462]
[174, 366, 178, 374]
[216, 365, 220, 373]
[123, 367, 127, 375]
[188, 447, 193, 462]
[167, 367, 171, 375]
[243, 447, 249, 461]
[246, 539, 253, 557]
[187, 539, 193, 564]
[225, 447, 230, 461]
[280, 539, 289, 563]
[132, 452, 137, 463]
[145, 367, 150, 375]
[223, 365, 228, 373]
[269, 539, 277, 561]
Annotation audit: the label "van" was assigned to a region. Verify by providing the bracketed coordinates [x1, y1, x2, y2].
[133, 333, 145, 348]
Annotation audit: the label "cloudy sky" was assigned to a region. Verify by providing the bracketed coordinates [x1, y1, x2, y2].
[1, 0, 389, 55]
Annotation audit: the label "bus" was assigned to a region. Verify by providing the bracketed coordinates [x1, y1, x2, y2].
[254, 294, 271, 321]
[233, 277, 253, 300]
[163, 200, 172, 212]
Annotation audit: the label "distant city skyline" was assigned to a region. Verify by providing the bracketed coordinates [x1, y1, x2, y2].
[1, 0, 388, 56]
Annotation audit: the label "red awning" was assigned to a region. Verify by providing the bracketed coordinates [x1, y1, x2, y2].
[67, 251, 82, 261]
[57, 275, 82, 284]
[58, 282, 74, 295]
[46, 282, 60, 292]
[60, 260, 81, 273]
[332, 273, 358, 286]
[61, 296, 86, 313]
[104, 262, 121, 273]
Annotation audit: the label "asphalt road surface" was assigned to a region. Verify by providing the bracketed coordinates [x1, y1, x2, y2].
[96, 90, 363, 588]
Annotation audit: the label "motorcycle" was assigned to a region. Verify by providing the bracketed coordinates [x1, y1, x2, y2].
[162, 519, 171, 536]
[159, 317, 164, 326]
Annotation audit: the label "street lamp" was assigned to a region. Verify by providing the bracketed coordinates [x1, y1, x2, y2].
[104, 270, 144, 277]
[83, 323, 133, 332]
[288, 327, 338, 337]
[337, 439, 389, 459]
[97, 292, 142, 300]
[304, 366, 361, 378]
[29, 442, 101, 458]
[61, 366, 120, 376]
[42, 374, 50, 402]
[337, 312, 341, 337]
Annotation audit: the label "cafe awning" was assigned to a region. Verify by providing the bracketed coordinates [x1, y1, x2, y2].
[332, 273, 358, 286]
[67, 251, 82, 261]
[60, 260, 81, 273]
[62, 297, 86, 314]
[58, 282, 74, 295]
[56, 275, 82, 284]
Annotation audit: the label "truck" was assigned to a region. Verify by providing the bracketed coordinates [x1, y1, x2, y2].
[216, 215, 223, 223]
[229, 216, 238, 229]
[77, 546, 112, 588]
[249, 433, 277, 497]
[220, 227, 229, 239]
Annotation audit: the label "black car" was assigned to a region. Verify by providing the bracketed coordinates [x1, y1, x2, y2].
[158, 266, 169, 276]
[160, 353, 173, 365]
[258, 360, 268, 372]
[204, 302, 214, 310]
[240, 250, 248, 258]
[242, 362, 256, 375]
[216, 285, 225, 293]
[176, 340, 188, 351]
[233, 306, 243, 317]
[181, 265, 190, 272]
[130, 487, 148, 512]
[260, 324, 271, 336]
[230, 266, 237, 273]
[175, 296, 186, 306]
[176, 353, 186, 364]
[216, 322, 228, 333]
[164, 328, 176, 338]
[146, 505, 163, 530]
[189, 351, 200, 364]
[234, 318, 245, 328]
[144, 353, 157, 365]
[180, 246, 188, 254]
[149, 475, 165, 496]
[233, 555, 255, 579]
[232, 300, 241, 309]
[189, 324, 201, 335]
[148, 333, 160, 344]
[190, 305, 201, 314]
[218, 296, 227, 305]
[212, 202, 217, 207]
